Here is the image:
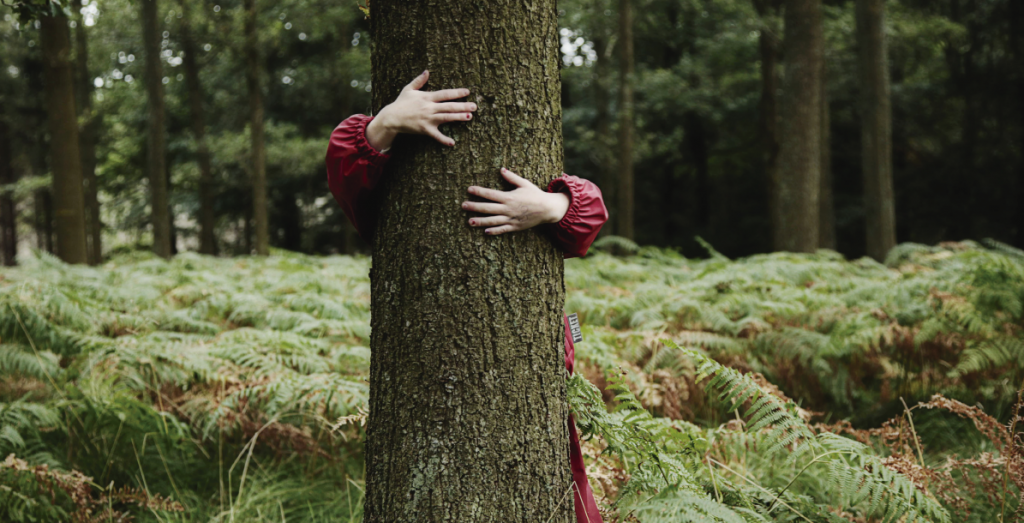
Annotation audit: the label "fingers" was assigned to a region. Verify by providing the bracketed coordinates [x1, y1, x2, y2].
[485, 225, 516, 236]
[468, 215, 510, 227]
[403, 70, 429, 92]
[433, 112, 473, 123]
[461, 200, 505, 214]
[428, 88, 471, 102]
[426, 126, 454, 147]
[499, 167, 531, 188]
[467, 186, 511, 203]
[435, 102, 477, 113]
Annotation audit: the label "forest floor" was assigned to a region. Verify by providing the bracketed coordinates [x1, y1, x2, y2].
[0, 240, 1021, 522]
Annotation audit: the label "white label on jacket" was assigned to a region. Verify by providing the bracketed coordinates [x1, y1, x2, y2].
[567, 313, 583, 344]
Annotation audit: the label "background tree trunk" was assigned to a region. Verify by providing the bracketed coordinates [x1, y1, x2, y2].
[593, 35, 614, 235]
[180, 0, 217, 255]
[40, 13, 88, 264]
[617, 0, 636, 240]
[0, 119, 16, 266]
[74, 4, 102, 265]
[244, 0, 269, 256]
[774, 0, 823, 252]
[141, 0, 172, 259]
[755, 0, 781, 247]
[819, 58, 836, 250]
[367, 1, 572, 521]
[857, 0, 895, 261]
[34, 189, 54, 254]
[1014, 0, 1024, 248]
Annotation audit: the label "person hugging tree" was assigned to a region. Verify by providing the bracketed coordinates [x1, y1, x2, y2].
[326, 71, 608, 523]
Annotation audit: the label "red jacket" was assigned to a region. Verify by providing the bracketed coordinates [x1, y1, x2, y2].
[326, 114, 608, 522]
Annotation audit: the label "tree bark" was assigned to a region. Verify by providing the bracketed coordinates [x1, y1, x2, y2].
[180, 0, 217, 255]
[74, 4, 102, 265]
[755, 0, 781, 247]
[244, 0, 269, 256]
[819, 58, 835, 250]
[856, 0, 895, 261]
[40, 12, 88, 264]
[367, 1, 572, 521]
[141, 0, 172, 258]
[617, 0, 636, 240]
[774, 0, 823, 253]
[0, 119, 16, 266]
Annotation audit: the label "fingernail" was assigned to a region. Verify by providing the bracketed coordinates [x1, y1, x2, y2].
[462, 202, 468, 209]
[466, 114, 471, 120]
[501, 168, 506, 173]
[470, 103, 477, 110]
[470, 220, 476, 225]
[422, 70, 428, 75]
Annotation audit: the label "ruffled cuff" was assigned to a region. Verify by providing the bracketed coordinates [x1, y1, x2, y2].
[546, 175, 582, 235]
[351, 115, 391, 167]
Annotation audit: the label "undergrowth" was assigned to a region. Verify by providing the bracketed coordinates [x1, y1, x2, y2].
[1, 240, 1021, 521]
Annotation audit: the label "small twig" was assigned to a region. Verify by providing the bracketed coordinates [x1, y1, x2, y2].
[901, 397, 927, 469]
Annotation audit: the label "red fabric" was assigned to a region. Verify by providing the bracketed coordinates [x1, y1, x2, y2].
[326, 115, 606, 523]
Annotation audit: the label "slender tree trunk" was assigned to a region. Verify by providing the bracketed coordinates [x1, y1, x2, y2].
[819, 58, 836, 250]
[755, 0, 781, 247]
[774, 0, 823, 252]
[593, 36, 614, 235]
[74, 5, 102, 265]
[180, 0, 217, 255]
[1013, 0, 1024, 248]
[857, 0, 895, 261]
[367, 1, 572, 521]
[40, 13, 88, 264]
[617, 0, 636, 240]
[684, 111, 710, 229]
[34, 189, 54, 253]
[244, 0, 269, 256]
[0, 119, 16, 266]
[141, 0, 172, 258]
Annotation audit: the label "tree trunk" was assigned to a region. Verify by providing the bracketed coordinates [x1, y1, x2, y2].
[1013, 0, 1024, 248]
[40, 13, 88, 264]
[774, 0, 823, 253]
[74, 5, 102, 265]
[34, 189, 54, 254]
[684, 111, 710, 229]
[617, 0, 636, 240]
[244, 0, 269, 256]
[755, 0, 781, 247]
[819, 58, 836, 250]
[0, 119, 16, 266]
[593, 36, 614, 235]
[856, 0, 895, 261]
[367, 1, 572, 521]
[141, 0, 172, 258]
[180, 0, 217, 255]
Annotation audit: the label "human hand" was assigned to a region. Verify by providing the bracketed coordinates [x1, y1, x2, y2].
[462, 168, 570, 235]
[365, 70, 477, 151]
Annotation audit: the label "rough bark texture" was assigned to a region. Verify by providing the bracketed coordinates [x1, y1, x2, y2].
[774, 0, 823, 252]
[856, 0, 895, 261]
[141, 0, 171, 259]
[40, 13, 88, 264]
[0, 119, 16, 266]
[617, 0, 636, 240]
[819, 58, 835, 250]
[755, 0, 781, 244]
[367, 1, 572, 521]
[74, 6, 102, 265]
[244, 0, 268, 256]
[180, 0, 217, 255]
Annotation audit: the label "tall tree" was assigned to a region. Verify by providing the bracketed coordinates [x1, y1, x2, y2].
[74, 2, 102, 264]
[40, 11, 88, 264]
[0, 118, 15, 266]
[367, 0, 572, 520]
[141, 0, 171, 258]
[244, 0, 268, 256]
[592, 35, 614, 234]
[754, 0, 781, 244]
[819, 58, 835, 250]
[856, 0, 895, 261]
[179, 0, 217, 255]
[617, 0, 635, 240]
[773, 0, 823, 252]
[1014, 0, 1024, 248]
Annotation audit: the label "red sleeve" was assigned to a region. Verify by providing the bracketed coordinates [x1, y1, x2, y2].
[544, 175, 609, 258]
[325, 115, 390, 242]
